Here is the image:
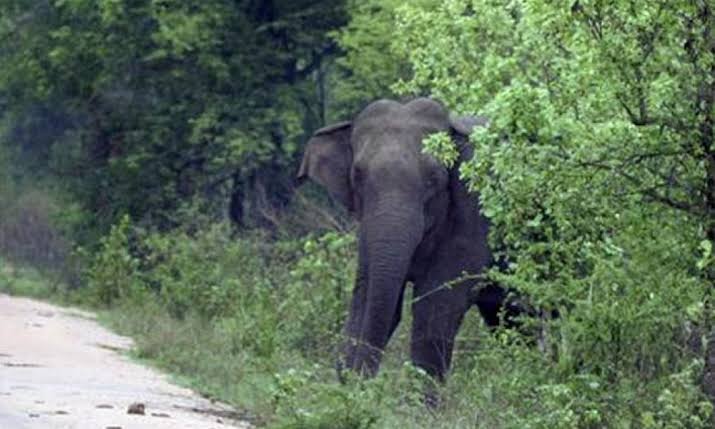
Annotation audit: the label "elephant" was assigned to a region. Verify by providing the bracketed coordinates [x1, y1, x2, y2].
[297, 97, 515, 381]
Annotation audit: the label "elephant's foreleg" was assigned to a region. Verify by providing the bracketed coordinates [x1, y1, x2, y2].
[340, 280, 406, 380]
[349, 281, 405, 377]
[338, 266, 368, 378]
[410, 286, 469, 381]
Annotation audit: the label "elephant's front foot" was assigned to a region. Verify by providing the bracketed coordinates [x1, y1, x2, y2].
[336, 337, 383, 381]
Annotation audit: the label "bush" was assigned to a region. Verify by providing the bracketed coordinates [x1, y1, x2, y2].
[83, 215, 144, 306]
[82, 217, 363, 423]
[79, 212, 715, 428]
[0, 189, 79, 285]
[140, 225, 267, 319]
[282, 232, 356, 357]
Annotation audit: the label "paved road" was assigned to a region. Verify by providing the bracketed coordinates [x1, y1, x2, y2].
[0, 294, 251, 429]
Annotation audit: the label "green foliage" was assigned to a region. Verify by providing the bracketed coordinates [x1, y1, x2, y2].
[0, 0, 349, 235]
[284, 232, 356, 355]
[0, 257, 57, 299]
[3, 0, 714, 427]
[0, 144, 81, 283]
[79, 219, 359, 421]
[331, 0, 444, 114]
[331, 0, 409, 109]
[642, 363, 714, 429]
[12, 208, 712, 427]
[139, 225, 264, 319]
[391, 0, 714, 426]
[270, 367, 380, 429]
[422, 131, 459, 168]
[83, 215, 143, 306]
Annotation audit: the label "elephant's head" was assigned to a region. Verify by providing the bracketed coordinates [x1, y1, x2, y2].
[297, 98, 486, 375]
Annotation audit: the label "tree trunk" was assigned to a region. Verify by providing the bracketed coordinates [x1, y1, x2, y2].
[229, 172, 244, 227]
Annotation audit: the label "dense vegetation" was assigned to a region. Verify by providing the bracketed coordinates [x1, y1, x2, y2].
[1, 1, 713, 428]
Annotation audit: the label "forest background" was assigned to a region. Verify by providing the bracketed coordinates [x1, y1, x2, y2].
[1, 1, 714, 428]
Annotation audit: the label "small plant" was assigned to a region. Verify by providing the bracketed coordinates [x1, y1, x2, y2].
[269, 363, 430, 429]
[283, 232, 356, 357]
[83, 215, 143, 306]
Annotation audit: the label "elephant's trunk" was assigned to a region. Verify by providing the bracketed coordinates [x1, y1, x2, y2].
[348, 195, 424, 376]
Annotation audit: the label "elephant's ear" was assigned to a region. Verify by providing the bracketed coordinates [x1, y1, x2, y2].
[446, 114, 490, 228]
[449, 113, 489, 137]
[448, 113, 489, 163]
[297, 121, 354, 210]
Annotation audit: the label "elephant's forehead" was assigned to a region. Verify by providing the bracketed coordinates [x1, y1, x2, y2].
[356, 97, 449, 121]
[352, 116, 445, 153]
[351, 98, 450, 159]
[352, 125, 444, 178]
[355, 98, 449, 128]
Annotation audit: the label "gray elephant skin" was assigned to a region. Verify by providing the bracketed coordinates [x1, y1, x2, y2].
[297, 98, 511, 381]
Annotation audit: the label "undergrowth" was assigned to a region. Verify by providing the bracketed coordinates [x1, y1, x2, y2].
[3, 215, 710, 428]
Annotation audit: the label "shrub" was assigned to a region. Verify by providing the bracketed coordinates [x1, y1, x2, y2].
[0, 189, 79, 285]
[83, 215, 144, 306]
[139, 225, 267, 319]
[83, 212, 714, 428]
[282, 232, 356, 357]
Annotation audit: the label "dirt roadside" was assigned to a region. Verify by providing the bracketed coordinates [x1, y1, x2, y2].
[0, 294, 252, 429]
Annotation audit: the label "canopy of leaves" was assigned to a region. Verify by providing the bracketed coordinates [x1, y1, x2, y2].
[392, 0, 714, 425]
[0, 0, 348, 235]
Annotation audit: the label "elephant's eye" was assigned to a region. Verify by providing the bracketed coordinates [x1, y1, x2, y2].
[425, 171, 442, 189]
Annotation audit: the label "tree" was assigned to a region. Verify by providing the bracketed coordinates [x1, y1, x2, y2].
[393, 0, 714, 424]
[330, 0, 444, 113]
[0, 0, 348, 235]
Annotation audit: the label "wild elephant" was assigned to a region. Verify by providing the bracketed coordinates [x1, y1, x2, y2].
[297, 98, 515, 381]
